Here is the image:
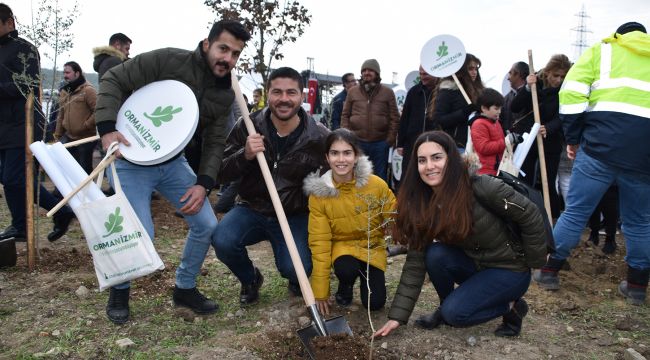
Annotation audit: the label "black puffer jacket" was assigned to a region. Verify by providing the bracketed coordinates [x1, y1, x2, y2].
[387, 175, 547, 324]
[0, 30, 44, 149]
[397, 82, 434, 159]
[510, 83, 563, 153]
[219, 108, 329, 216]
[432, 79, 470, 148]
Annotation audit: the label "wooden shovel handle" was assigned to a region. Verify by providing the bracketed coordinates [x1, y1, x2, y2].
[63, 135, 100, 148]
[230, 72, 316, 306]
[527, 50, 553, 223]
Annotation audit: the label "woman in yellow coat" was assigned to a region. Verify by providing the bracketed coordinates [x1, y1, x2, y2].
[303, 128, 396, 315]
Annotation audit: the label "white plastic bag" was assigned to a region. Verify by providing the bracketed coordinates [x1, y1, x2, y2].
[75, 159, 164, 290]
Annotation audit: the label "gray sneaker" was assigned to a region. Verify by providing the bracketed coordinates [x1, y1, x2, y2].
[618, 281, 646, 306]
[532, 269, 560, 290]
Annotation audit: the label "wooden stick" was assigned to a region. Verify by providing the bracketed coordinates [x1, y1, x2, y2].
[451, 73, 471, 104]
[26, 92, 36, 270]
[46, 154, 115, 217]
[230, 72, 316, 308]
[527, 50, 553, 223]
[63, 135, 100, 148]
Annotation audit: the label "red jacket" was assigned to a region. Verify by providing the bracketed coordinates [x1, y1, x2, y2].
[470, 116, 505, 175]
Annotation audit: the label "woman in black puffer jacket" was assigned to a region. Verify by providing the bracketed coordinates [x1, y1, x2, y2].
[510, 54, 572, 218]
[374, 131, 546, 339]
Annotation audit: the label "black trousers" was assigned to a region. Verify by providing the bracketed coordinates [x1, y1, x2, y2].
[333, 255, 386, 310]
[589, 185, 619, 237]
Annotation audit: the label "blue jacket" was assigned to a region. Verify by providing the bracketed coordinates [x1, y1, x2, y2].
[330, 89, 347, 130]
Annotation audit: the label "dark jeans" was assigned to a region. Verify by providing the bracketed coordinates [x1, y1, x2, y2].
[63, 137, 97, 175]
[589, 185, 619, 237]
[212, 205, 312, 285]
[424, 242, 531, 327]
[214, 179, 240, 213]
[0, 147, 73, 231]
[333, 255, 386, 310]
[360, 140, 390, 182]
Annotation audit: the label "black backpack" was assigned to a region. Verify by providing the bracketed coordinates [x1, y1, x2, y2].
[476, 171, 556, 253]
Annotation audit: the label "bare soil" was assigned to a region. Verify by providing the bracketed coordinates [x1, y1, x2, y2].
[1, 183, 649, 359]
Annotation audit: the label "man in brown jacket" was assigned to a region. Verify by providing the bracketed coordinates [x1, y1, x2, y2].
[341, 59, 399, 181]
[54, 61, 97, 174]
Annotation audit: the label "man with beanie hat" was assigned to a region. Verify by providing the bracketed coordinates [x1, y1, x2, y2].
[534, 22, 650, 306]
[341, 59, 400, 182]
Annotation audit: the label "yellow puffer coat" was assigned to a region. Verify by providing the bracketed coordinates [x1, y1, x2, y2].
[303, 156, 396, 300]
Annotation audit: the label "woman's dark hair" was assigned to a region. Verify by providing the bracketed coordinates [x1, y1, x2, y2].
[0, 3, 14, 23]
[393, 131, 473, 250]
[456, 53, 485, 103]
[325, 128, 363, 156]
[427, 53, 485, 119]
[64, 61, 82, 74]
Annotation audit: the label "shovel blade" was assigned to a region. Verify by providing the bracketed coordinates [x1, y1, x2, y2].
[297, 315, 352, 359]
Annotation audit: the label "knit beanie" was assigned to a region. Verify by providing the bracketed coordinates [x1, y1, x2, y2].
[616, 22, 646, 35]
[361, 59, 380, 75]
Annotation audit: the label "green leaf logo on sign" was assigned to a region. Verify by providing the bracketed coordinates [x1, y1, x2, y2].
[144, 105, 183, 127]
[436, 41, 449, 60]
[103, 207, 124, 237]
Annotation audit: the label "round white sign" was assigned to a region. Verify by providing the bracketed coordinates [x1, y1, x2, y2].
[501, 72, 512, 95]
[420, 34, 467, 78]
[116, 80, 199, 166]
[392, 150, 403, 181]
[393, 88, 407, 112]
[404, 70, 420, 91]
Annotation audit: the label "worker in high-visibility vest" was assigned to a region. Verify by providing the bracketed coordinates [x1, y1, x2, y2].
[534, 21, 650, 306]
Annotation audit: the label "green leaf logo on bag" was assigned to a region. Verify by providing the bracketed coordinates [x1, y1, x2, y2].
[103, 207, 124, 238]
[143, 105, 183, 127]
[436, 41, 449, 60]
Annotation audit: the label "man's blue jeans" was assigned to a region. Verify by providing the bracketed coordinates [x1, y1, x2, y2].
[212, 205, 311, 285]
[551, 150, 650, 269]
[360, 140, 390, 182]
[425, 242, 531, 327]
[108, 156, 217, 290]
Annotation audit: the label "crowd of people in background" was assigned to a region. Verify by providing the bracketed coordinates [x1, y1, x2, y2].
[1, 1, 649, 338]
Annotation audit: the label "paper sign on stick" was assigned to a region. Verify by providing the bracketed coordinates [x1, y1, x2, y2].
[115, 80, 199, 166]
[420, 34, 466, 78]
[404, 70, 420, 90]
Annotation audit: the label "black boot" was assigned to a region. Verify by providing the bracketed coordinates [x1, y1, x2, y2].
[48, 211, 75, 242]
[288, 281, 302, 297]
[0, 225, 25, 242]
[240, 267, 264, 305]
[173, 286, 219, 314]
[602, 235, 617, 254]
[494, 298, 529, 337]
[335, 282, 353, 307]
[415, 307, 447, 329]
[106, 287, 130, 324]
[618, 266, 649, 306]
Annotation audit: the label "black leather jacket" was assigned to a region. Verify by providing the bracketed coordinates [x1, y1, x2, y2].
[219, 108, 329, 216]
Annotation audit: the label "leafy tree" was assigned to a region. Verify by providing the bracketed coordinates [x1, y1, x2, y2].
[204, 0, 311, 87]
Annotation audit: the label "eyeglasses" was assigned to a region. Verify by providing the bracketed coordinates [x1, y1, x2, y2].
[345, 79, 358, 84]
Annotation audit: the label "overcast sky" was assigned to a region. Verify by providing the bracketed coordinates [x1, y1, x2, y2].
[11, 0, 650, 98]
